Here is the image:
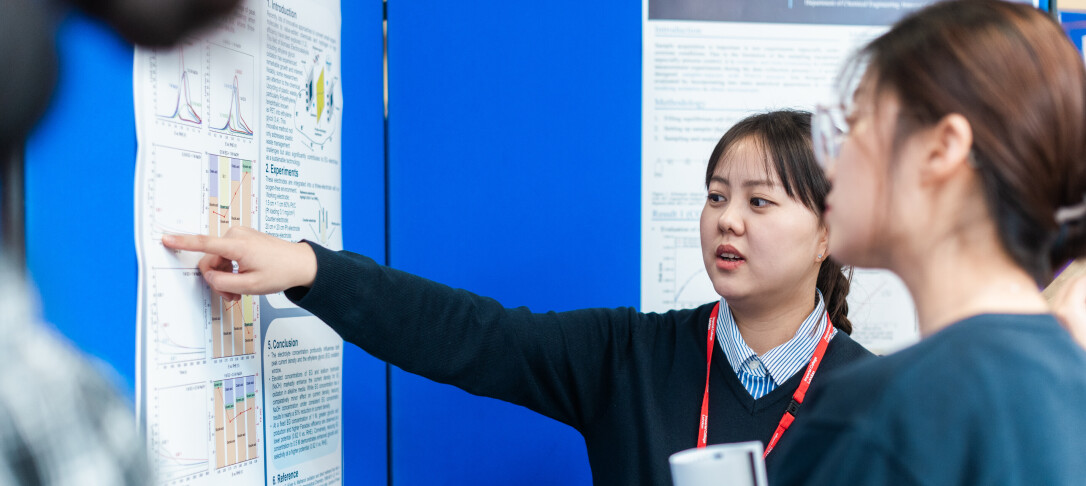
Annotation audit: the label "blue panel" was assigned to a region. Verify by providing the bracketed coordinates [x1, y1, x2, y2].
[25, 13, 137, 392]
[338, 0, 389, 484]
[387, 0, 640, 484]
[1060, 11, 1086, 52]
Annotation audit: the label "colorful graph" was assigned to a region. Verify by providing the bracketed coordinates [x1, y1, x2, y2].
[209, 44, 255, 138]
[213, 376, 260, 469]
[152, 382, 209, 482]
[208, 154, 256, 359]
[152, 41, 204, 127]
[214, 75, 254, 135]
[294, 50, 341, 149]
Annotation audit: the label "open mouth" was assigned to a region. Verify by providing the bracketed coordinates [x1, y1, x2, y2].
[715, 245, 746, 268]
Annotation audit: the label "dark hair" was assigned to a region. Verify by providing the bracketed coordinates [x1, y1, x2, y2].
[705, 110, 853, 334]
[857, 0, 1086, 283]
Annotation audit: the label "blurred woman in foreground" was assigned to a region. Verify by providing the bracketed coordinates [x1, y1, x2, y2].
[771, 2, 1086, 484]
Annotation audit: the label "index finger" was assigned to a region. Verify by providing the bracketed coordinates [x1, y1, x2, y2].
[162, 233, 245, 261]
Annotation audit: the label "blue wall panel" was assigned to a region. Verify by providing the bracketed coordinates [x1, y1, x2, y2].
[338, 0, 389, 483]
[387, 1, 640, 484]
[1060, 11, 1086, 52]
[25, 5, 388, 484]
[26, 14, 138, 391]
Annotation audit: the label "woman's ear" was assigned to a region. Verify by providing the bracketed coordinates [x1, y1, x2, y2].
[920, 113, 974, 184]
[816, 223, 830, 263]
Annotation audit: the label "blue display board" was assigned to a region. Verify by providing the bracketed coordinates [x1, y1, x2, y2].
[337, 1, 389, 483]
[24, 5, 388, 484]
[386, 0, 640, 484]
[26, 14, 138, 390]
[1060, 10, 1086, 52]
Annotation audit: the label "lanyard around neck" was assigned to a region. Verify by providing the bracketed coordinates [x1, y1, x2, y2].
[697, 302, 834, 457]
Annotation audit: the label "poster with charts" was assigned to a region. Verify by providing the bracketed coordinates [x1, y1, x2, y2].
[133, 0, 344, 484]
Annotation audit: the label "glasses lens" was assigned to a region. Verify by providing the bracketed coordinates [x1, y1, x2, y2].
[812, 105, 846, 168]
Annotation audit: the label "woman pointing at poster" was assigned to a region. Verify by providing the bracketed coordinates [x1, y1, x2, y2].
[163, 110, 873, 485]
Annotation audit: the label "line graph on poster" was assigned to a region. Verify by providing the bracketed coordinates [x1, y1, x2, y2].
[147, 144, 208, 237]
[208, 42, 256, 139]
[659, 232, 717, 310]
[151, 381, 209, 483]
[151, 39, 204, 131]
[151, 266, 210, 365]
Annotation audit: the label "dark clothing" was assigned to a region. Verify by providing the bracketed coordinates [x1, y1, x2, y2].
[287, 243, 874, 486]
[770, 314, 1086, 486]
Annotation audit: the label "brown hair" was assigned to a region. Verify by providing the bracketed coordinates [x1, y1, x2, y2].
[856, 0, 1086, 283]
[705, 110, 853, 334]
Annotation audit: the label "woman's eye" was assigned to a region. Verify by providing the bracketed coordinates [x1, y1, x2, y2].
[750, 197, 770, 208]
[708, 194, 726, 203]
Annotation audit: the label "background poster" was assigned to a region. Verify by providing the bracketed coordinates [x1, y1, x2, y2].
[640, 0, 924, 354]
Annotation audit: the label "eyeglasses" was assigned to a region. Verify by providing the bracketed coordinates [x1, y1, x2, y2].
[812, 104, 849, 170]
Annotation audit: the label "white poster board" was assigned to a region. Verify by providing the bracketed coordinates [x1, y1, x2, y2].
[134, 0, 345, 484]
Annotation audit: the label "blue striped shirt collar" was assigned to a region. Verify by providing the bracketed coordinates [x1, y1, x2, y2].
[716, 290, 837, 392]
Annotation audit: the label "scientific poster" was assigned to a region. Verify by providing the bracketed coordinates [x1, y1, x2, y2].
[133, 0, 344, 484]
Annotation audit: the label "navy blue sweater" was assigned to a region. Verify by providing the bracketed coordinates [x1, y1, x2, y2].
[287, 243, 874, 485]
[770, 314, 1086, 485]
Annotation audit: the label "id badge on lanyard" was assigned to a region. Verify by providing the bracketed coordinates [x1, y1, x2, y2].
[697, 302, 833, 457]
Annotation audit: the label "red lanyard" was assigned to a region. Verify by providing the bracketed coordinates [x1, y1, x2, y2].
[697, 302, 834, 457]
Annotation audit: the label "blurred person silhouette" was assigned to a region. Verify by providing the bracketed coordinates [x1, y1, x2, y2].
[770, 2, 1086, 483]
[0, 0, 237, 484]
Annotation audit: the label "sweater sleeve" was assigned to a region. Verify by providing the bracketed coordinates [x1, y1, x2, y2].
[284, 242, 648, 430]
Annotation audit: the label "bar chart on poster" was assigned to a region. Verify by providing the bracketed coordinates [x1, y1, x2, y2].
[134, 0, 345, 484]
[213, 376, 260, 469]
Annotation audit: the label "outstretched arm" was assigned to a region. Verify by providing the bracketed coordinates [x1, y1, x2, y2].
[161, 227, 317, 301]
[163, 227, 644, 428]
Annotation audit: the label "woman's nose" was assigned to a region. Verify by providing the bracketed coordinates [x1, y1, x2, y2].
[717, 204, 743, 235]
